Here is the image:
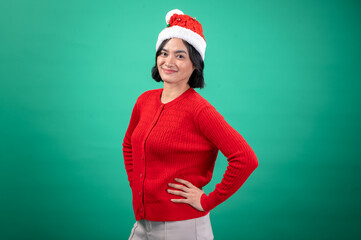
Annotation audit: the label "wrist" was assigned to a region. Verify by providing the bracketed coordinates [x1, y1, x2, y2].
[200, 193, 209, 212]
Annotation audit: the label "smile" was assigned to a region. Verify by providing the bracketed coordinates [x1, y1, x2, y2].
[162, 68, 177, 74]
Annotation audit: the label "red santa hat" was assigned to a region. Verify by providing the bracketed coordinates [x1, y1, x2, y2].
[156, 9, 206, 60]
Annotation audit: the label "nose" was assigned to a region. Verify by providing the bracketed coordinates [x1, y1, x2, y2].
[165, 54, 175, 66]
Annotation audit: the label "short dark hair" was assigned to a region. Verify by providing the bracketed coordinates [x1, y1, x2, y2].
[151, 38, 205, 89]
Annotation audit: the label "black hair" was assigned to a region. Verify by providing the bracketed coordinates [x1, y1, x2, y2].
[151, 38, 205, 89]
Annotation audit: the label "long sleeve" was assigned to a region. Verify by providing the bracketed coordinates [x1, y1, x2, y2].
[196, 105, 259, 212]
[122, 99, 140, 188]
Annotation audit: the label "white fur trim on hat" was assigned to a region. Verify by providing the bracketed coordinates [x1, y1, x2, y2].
[156, 26, 206, 60]
[165, 9, 184, 24]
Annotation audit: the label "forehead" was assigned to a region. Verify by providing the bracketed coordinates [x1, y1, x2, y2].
[162, 38, 188, 52]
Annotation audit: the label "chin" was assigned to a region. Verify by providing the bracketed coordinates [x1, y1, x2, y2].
[160, 75, 175, 82]
[161, 78, 174, 83]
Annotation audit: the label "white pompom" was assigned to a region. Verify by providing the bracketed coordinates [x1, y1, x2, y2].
[165, 9, 184, 24]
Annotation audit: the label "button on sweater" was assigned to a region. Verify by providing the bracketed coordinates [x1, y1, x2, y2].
[122, 87, 258, 221]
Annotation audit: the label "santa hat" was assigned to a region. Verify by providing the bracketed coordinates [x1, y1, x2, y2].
[156, 9, 206, 60]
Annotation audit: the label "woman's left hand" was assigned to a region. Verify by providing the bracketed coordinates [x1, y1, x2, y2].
[167, 178, 205, 212]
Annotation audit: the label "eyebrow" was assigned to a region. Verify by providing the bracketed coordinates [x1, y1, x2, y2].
[161, 49, 188, 55]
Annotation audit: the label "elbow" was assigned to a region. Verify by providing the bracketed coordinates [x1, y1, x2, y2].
[122, 135, 131, 148]
[253, 155, 259, 170]
[248, 150, 259, 171]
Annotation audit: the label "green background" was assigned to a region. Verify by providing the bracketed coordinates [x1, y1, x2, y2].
[1, 0, 360, 239]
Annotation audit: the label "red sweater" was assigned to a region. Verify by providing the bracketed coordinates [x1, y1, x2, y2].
[122, 87, 258, 221]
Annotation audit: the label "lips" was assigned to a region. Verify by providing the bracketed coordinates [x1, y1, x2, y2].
[162, 68, 177, 74]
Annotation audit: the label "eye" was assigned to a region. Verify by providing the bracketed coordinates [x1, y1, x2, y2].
[177, 55, 185, 59]
[160, 52, 167, 56]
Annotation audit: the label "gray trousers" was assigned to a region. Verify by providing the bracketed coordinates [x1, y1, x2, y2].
[128, 212, 214, 240]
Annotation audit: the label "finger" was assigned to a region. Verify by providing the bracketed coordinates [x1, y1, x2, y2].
[170, 198, 188, 204]
[168, 183, 189, 192]
[167, 189, 187, 198]
[175, 178, 193, 188]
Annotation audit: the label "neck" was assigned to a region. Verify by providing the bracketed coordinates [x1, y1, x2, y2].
[161, 83, 191, 104]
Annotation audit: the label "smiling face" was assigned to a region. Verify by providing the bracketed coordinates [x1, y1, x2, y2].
[157, 38, 196, 86]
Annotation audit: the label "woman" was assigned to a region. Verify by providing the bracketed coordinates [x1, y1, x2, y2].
[122, 9, 259, 240]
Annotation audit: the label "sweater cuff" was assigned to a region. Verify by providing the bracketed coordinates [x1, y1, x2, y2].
[200, 193, 211, 212]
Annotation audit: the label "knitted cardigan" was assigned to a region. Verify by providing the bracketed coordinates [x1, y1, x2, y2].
[122, 87, 258, 221]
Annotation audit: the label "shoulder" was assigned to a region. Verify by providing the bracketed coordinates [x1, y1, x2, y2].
[189, 91, 228, 133]
[188, 89, 217, 114]
[137, 88, 161, 100]
[187, 90, 228, 126]
[134, 88, 162, 105]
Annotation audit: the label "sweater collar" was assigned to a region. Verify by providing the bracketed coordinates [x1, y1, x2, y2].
[158, 87, 195, 108]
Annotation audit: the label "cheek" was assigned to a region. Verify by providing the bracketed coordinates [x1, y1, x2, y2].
[185, 64, 195, 74]
[157, 57, 164, 65]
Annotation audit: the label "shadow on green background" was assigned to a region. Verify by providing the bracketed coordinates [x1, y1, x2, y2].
[1, 0, 360, 239]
